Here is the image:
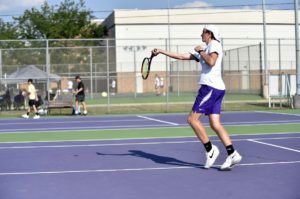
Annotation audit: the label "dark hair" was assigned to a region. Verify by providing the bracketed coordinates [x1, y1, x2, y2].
[211, 33, 217, 41]
[75, 75, 81, 80]
[205, 30, 217, 41]
[28, 79, 33, 83]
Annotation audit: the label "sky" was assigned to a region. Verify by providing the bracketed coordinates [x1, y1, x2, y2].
[0, 0, 295, 21]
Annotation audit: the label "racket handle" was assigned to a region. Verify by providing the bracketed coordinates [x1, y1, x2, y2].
[151, 49, 158, 58]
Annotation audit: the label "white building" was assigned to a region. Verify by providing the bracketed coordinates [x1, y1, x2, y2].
[102, 9, 296, 95]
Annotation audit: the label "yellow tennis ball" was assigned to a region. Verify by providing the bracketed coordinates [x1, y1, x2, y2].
[101, 92, 108, 97]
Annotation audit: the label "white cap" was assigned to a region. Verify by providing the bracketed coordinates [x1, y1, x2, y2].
[203, 25, 220, 42]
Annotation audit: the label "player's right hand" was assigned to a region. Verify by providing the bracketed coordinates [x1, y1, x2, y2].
[152, 48, 160, 56]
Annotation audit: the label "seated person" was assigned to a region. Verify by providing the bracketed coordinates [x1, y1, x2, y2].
[35, 95, 43, 108]
[13, 90, 25, 110]
[1, 90, 12, 110]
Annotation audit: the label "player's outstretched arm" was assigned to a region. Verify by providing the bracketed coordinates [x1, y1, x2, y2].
[152, 49, 192, 60]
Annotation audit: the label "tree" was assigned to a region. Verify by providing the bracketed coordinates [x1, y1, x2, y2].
[0, 19, 18, 40]
[14, 0, 107, 39]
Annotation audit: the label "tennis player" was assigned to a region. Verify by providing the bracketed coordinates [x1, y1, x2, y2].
[152, 25, 242, 170]
[22, 79, 40, 119]
[74, 76, 88, 116]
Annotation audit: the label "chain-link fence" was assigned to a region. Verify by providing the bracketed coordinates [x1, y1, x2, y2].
[0, 38, 297, 113]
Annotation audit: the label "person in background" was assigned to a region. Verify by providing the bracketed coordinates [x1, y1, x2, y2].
[155, 74, 161, 96]
[68, 80, 73, 93]
[22, 79, 40, 119]
[111, 79, 116, 96]
[74, 75, 87, 116]
[160, 77, 165, 96]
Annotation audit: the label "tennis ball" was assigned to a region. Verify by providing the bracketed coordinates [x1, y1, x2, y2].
[101, 92, 108, 97]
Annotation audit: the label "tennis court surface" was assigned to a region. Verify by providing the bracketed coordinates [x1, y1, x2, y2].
[0, 111, 299, 199]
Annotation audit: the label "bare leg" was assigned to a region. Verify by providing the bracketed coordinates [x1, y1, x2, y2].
[210, 114, 242, 170]
[32, 105, 38, 114]
[27, 107, 31, 114]
[82, 102, 87, 112]
[75, 100, 79, 113]
[209, 114, 232, 147]
[187, 111, 209, 143]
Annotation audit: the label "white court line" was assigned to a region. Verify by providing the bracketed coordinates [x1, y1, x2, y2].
[255, 136, 300, 141]
[137, 115, 179, 126]
[0, 140, 199, 149]
[0, 124, 174, 134]
[222, 120, 300, 125]
[0, 120, 300, 134]
[248, 139, 300, 153]
[255, 110, 300, 117]
[1, 131, 300, 144]
[0, 119, 146, 126]
[1, 136, 300, 150]
[0, 160, 299, 176]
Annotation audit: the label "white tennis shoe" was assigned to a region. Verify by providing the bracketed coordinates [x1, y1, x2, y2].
[204, 145, 220, 169]
[220, 150, 242, 170]
[22, 114, 29, 119]
[33, 115, 40, 119]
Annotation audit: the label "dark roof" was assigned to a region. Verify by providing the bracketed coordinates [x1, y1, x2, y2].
[2, 65, 60, 84]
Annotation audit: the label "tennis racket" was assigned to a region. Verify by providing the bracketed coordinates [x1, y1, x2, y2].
[141, 49, 157, 80]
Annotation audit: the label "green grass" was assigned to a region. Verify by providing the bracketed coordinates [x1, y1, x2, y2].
[86, 93, 264, 105]
[269, 109, 300, 115]
[0, 93, 286, 116]
[0, 123, 299, 143]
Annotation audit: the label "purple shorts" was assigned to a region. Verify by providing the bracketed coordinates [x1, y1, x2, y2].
[192, 85, 225, 115]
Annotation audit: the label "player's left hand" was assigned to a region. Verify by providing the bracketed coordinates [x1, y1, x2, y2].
[194, 45, 205, 53]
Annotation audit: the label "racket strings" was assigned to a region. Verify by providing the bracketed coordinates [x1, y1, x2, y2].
[142, 58, 150, 79]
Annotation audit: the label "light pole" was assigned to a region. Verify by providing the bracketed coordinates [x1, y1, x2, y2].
[166, 0, 171, 110]
[167, 0, 171, 51]
[294, 0, 300, 108]
[262, 0, 269, 98]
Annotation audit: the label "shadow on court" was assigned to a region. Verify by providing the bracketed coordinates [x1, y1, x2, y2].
[96, 150, 212, 169]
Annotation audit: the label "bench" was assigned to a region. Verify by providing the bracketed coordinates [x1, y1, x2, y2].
[268, 95, 294, 109]
[47, 92, 74, 115]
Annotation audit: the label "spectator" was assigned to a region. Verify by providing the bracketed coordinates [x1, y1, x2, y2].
[13, 90, 25, 110]
[111, 79, 116, 96]
[73, 76, 87, 116]
[22, 79, 40, 119]
[160, 77, 165, 96]
[155, 74, 161, 96]
[68, 80, 73, 92]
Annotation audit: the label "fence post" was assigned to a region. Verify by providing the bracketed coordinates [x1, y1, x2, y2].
[165, 38, 169, 112]
[0, 49, 2, 80]
[106, 39, 110, 113]
[259, 42, 264, 97]
[133, 47, 137, 98]
[94, 63, 97, 93]
[278, 39, 282, 96]
[89, 47, 93, 99]
[176, 45, 180, 96]
[237, 49, 240, 72]
[247, 45, 251, 91]
[46, 40, 50, 102]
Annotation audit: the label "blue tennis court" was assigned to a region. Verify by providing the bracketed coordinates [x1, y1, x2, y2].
[0, 111, 299, 133]
[0, 111, 299, 199]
